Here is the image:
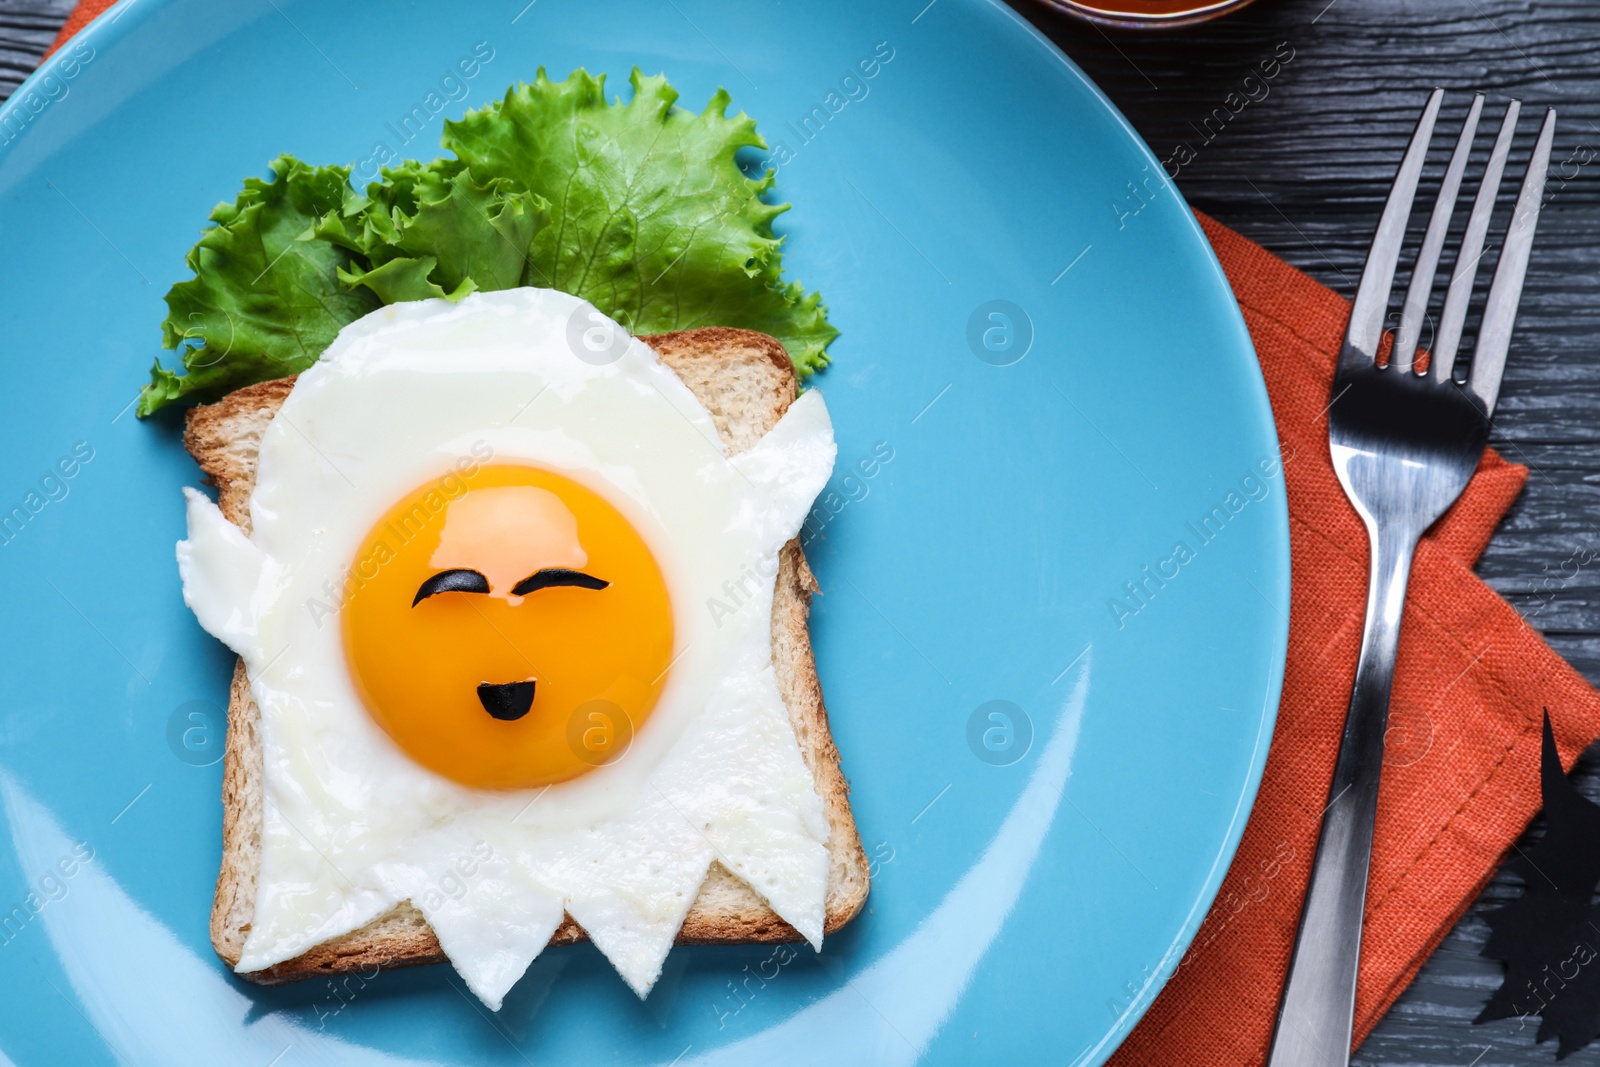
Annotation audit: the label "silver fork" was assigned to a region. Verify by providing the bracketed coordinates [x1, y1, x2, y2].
[1266, 89, 1556, 1067]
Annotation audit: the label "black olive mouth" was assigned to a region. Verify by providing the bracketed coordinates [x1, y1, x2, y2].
[477, 680, 536, 721]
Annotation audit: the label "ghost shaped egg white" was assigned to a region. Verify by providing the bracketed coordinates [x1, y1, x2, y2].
[176, 289, 838, 1009]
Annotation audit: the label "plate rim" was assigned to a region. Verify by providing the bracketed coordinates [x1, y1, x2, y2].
[972, 3, 1289, 1059]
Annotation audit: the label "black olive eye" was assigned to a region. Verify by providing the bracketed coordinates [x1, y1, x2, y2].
[412, 568, 490, 606]
[510, 568, 610, 596]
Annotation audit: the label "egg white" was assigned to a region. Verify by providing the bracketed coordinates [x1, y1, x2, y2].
[176, 289, 837, 1008]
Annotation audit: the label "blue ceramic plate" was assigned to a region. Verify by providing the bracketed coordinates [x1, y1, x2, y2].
[0, 1, 1288, 1063]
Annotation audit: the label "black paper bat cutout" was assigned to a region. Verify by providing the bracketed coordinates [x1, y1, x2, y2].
[1477, 710, 1600, 1059]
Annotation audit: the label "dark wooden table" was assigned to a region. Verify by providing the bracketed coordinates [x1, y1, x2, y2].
[3, 0, 1596, 1063]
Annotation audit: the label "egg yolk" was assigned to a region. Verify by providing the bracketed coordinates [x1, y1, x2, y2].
[341, 464, 673, 790]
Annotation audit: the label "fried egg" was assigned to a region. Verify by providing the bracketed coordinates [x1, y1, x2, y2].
[176, 288, 837, 1008]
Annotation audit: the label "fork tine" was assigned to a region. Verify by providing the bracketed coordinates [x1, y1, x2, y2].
[1392, 94, 1483, 373]
[1340, 88, 1444, 374]
[1467, 107, 1556, 415]
[1432, 101, 1522, 383]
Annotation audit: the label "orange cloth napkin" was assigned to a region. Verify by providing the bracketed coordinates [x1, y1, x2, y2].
[41, 0, 110, 58]
[36, 7, 1600, 1060]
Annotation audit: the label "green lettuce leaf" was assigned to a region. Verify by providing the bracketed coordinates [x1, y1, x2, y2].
[443, 69, 838, 374]
[139, 70, 836, 416]
[319, 158, 545, 303]
[140, 156, 381, 415]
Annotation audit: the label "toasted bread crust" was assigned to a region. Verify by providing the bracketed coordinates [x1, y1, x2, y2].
[190, 326, 868, 984]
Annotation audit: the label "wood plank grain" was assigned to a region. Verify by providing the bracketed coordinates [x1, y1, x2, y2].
[0, 0, 74, 98]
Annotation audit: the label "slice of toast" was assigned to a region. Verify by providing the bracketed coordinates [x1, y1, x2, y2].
[185, 326, 869, 984]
